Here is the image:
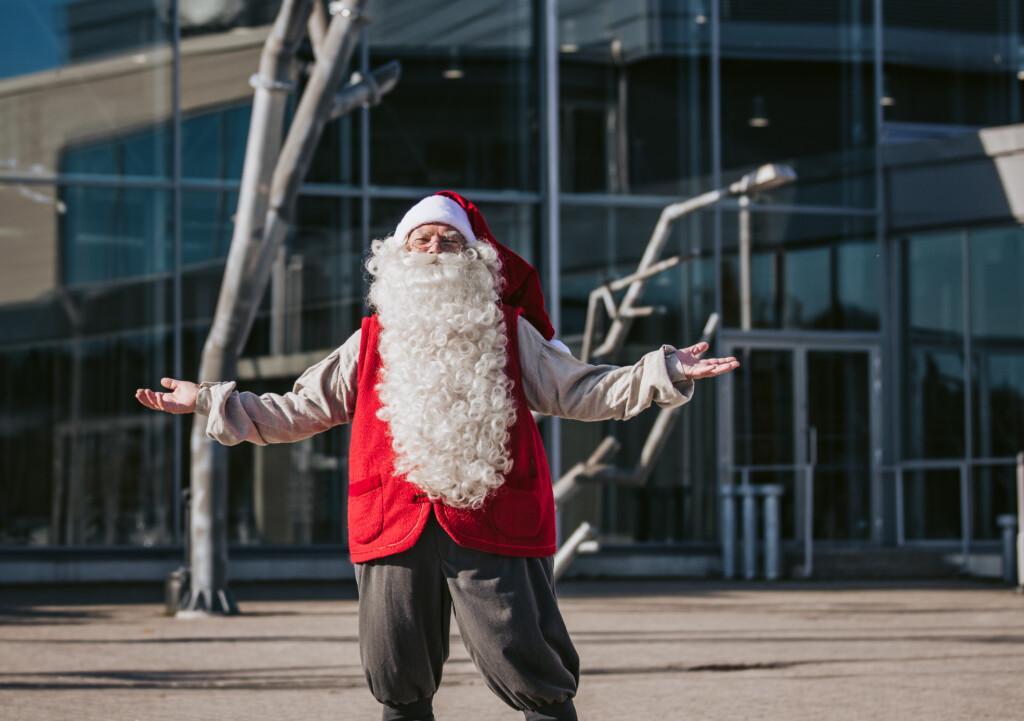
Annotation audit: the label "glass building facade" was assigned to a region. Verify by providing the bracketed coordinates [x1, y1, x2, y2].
[1, 0, 1022, 571]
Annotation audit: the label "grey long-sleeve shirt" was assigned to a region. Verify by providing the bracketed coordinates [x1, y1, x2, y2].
[194, 320, 696, 447]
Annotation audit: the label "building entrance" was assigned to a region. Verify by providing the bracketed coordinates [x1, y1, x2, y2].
[719, 336, 883, 545]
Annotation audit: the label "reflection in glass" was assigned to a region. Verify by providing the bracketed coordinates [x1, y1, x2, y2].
[733, 349, 794, 466]
[905, 231, 962, 335]
[558, 0, 710, 195]
[0, 329, 174, 545]
[808, 351, 871, 540]
[721, 210, 879, 330]
[1, 176, 175, 546]
[884, 1, 1023, 134]
[905, 348, 964, 458]
[903, 469, 961, 540]
[289, 195, 364, 352]
[972, 353, 1024, 459]
[902, 232, 965, 459]
[720, 0, 875, 208]
[181, 189, 237, 266]
[368, 0, 537, 189]
[0, 1, 172, 179]
[182, 106, 250, 181]
[971, 227, 1024, 340]
[61, 187, 172, 286]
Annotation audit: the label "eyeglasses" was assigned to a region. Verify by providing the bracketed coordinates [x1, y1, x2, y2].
[407, 229, 467, 253]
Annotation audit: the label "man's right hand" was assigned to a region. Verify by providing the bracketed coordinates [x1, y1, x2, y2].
[135, 377, 199, 414]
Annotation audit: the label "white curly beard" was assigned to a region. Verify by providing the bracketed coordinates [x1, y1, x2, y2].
[365, 238, 517, 509]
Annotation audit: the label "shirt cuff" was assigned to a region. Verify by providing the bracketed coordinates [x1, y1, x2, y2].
[195, 380, 228, 416]
[663, 346, 688, 383]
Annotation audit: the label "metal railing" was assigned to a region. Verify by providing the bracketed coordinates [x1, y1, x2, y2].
[722, 463, 813, 578]
[885, 454, 1023, 576]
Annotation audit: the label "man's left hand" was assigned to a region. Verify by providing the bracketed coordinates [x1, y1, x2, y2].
[675, 342, 740, 380]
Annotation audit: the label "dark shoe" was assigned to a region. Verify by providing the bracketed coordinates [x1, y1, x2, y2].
[524, 698, 578, 721]
[382, 697, 435, 721]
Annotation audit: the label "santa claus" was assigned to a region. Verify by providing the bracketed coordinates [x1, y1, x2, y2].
[136, 192, 739, 721]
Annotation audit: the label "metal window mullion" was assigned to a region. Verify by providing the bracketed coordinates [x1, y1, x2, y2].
[711, 0, 725, 541]
[171, 0, 184, 546]
[359, 28, 371, 318]
[541, 0, 562, 526]
[962, 228, 973, 556]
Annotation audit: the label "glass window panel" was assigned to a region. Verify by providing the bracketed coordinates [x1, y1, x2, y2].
[970, 226, 1024, 341]
[903, 469, 962, 540]
[367, 0, 537, 189]
[559, 0, 711, 195]
[972, 352, 1024, 459]
[904, 231, 963, 336]
[733, 349, 795, 466]
[0, 181, 67, 310]
[721, 210, 879, 330]
[0, 1, 172, 179]
[901, 231, 966, 460]
[289, 195, 364, 352]
[720, 0, 876, 208]
[182, 106, 249, 181]
[61, 186, 172, 286]
[181, 189, 237, 266]
[0, 183, 175, 546]
[904, 348, 965, 458]
[808, 351, 872, 540]
[883, 1, 1022, 134]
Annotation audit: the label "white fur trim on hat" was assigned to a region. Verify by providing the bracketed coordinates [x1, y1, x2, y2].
[392, 195, 478, 248]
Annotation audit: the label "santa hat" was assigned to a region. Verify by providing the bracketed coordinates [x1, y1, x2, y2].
[393, 195, 480, 249]
[392, 190, 557, 342]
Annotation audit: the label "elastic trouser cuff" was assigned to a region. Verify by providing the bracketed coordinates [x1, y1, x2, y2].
[382, 697, 435, 721]
[523, 698, 578, 721]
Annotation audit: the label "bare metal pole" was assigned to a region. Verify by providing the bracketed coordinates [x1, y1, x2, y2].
[1016, 451, 1024, 590]
[738, 194, 752, 330]
[185, 0, 313, 616]
[554, 522, 596, 581]
[253, 2, 368, 336]
[330, 61, 401, 119]
[307, 0, 327, 55]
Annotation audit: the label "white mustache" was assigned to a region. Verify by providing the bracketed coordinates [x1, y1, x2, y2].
[400, 250, 468, 267]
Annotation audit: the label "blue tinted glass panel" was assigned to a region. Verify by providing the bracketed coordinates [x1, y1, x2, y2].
[61, 187, 171, 285]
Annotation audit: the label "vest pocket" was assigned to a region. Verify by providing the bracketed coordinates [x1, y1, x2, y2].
[348, 474, 384, 544]
[488, 486, 544, 539]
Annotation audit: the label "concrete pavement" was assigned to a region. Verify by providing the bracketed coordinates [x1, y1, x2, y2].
[1, 580, 1022, 720]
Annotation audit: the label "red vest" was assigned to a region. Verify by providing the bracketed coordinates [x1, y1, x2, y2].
[346, 306, 556, 563]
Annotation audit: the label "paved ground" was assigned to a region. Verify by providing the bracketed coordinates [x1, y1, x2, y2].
[1, 580, 1022, 721]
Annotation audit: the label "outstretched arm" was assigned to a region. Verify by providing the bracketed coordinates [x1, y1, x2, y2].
[135, 329, 362, 446]
[518, 320, 738, 421]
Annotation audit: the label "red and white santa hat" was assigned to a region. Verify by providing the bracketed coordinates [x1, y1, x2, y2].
[392, 194, 480, 248]
[390, 190, 561, 345]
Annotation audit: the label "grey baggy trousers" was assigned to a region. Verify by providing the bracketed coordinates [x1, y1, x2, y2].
[353, 512, 580, 719]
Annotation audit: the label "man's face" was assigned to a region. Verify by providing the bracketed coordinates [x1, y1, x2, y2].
[405, 223, 468, 254]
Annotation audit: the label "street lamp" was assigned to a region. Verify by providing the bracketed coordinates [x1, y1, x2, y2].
[584, 163, 797, 360]
[733, 163, 797, 331]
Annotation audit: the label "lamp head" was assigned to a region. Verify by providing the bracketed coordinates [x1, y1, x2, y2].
[729, 163, 797, 195]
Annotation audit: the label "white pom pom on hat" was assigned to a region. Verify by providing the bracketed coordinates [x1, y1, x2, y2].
[391, 195, 479, 248]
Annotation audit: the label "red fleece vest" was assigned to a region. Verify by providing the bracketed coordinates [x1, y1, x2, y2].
[346, 306, 556, 563]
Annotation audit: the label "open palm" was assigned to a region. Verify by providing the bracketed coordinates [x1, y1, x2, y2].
[135, 377, 199, 414]
[675, 342, 740, 380]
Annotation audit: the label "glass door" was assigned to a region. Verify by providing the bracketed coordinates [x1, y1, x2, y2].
[722, 341, 880, 543]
